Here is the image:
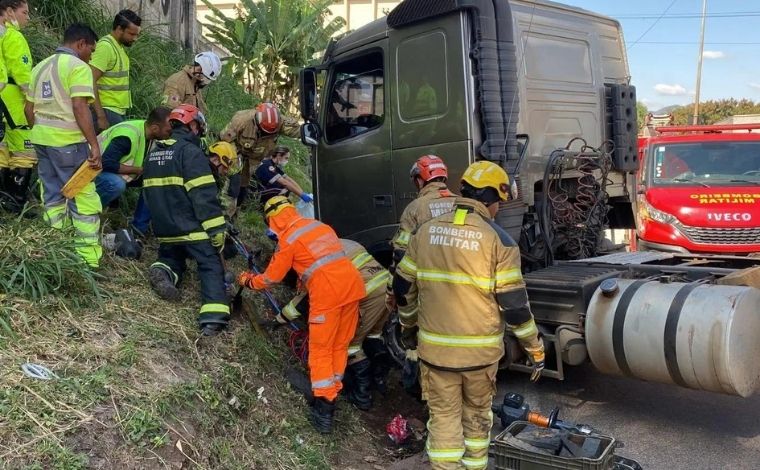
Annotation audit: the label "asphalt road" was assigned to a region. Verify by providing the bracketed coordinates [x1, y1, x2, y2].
[494, 363, 760, 469]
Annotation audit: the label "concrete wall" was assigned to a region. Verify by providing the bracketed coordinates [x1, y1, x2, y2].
[100, 0, 200, 50]
[196, 0, 402, 36]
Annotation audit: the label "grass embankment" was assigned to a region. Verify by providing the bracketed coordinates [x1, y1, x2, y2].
[0, 180, 385, 469]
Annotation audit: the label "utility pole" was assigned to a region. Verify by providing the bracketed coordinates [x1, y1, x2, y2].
[692, 0, 707, 125]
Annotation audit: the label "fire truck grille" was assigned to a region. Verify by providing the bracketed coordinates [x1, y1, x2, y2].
[679, 225, 760, 245]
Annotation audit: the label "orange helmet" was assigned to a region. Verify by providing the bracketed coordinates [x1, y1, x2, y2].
[410, 155, 448, 182]
[254, 102, 282, 134]
[169, 104, 207, 133]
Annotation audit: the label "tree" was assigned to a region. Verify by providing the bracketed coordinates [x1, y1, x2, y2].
[636, 101, 648, 129]
[671, 99, 760, 125]
[201, 0, 345, 109]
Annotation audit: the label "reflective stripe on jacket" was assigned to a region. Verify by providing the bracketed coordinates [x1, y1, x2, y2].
[28, 49, 94, 146]
[1, 23, 32, 127]
[282, 239, 390, 321]
[394, 197, 538, 370]
[142, 127, 225, 243]
[96, 120, 146, 182]
[91, 34, 131, 113]
[390, 181, 456, 279]
[249, 208, 365, 313]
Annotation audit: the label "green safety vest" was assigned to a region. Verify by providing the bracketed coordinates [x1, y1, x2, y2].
[95, 35, 131, 113]
[97, 119, 146, 182]
[29, 51, 94, 147]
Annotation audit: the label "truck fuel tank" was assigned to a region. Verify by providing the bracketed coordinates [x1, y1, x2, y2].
[585, 278, 760, 397]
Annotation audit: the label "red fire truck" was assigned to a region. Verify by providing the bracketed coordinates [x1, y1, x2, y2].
[635, 123, 760, 254]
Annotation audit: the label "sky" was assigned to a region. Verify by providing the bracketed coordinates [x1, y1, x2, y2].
[567, 0, 760, 112]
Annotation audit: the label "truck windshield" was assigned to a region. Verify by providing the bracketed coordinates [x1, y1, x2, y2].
[650, 141, 760, 186]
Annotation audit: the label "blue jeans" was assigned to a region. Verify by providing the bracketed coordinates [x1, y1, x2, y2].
[94, 172, 151, 234]
[95, 172, 127, 206]
[132, 192, 151, 234]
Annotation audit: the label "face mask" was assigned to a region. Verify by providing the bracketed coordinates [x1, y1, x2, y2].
[279, 159, 289, 167]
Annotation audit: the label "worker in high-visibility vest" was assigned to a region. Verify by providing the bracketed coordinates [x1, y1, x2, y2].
[0, 0, 34, 213]
[89, 9, 141, 132]
[393, 161, 545, 470]
[95, 107, 171, 206]
[25, 24, 103, 267]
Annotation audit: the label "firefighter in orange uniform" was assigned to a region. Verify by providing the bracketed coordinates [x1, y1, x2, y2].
[237, 196, 365, 434]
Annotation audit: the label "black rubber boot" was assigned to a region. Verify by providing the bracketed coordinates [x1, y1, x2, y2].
[198, 313, 230, 337]
[346, 359, 373, 411]
[6, 168, 32, 213]
[364, 338, 391, 395]
[310, 397, 336, 434]
[148, 265, 181, 301]
[0, 167, 13, 210]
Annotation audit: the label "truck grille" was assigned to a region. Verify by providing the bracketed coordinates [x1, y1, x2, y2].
[679, 224, 760, 245]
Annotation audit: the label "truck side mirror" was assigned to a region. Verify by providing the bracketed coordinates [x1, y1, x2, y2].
[300, 68, 318, 121]
[301, 122, 320, 147]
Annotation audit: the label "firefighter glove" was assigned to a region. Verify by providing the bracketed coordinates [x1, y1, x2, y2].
[237, 271, 254, 288]
[401, 326, 418, 350]
[211, 231, 226, 250]
[300, 193, 314, 203]
[274, 313, 289, 325]
[527, 348, 546, 383]
[266, 228, 278, 242]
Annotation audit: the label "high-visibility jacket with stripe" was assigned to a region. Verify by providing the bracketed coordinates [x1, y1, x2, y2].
[283, 239, 390, 321]
[246, 207, 365, 314]
[28, 48, 94, 147]
[390, 181, 456, 274]
[142, 127, 226, 244]
[97, 119, 147, 182]
[0, 24, 8, 92]
[0, 22, 33, 128]
[393, 197, 541, 370]
[219, 108, 300, 161]
[89, 34, 131, 113]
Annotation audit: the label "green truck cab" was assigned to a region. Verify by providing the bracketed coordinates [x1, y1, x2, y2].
[300, 0, 638, 267]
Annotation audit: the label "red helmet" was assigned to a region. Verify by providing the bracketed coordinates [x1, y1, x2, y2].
[410, 155, 448, 182]
[169, 104, 207, 133]
[254, 102, 282, 134]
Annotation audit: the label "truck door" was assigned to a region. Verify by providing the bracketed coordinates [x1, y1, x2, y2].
[389, 12, 475, 219]
[315, 44, 393, 247]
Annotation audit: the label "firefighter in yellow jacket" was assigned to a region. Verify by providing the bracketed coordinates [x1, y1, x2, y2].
[281, 239, 391, 410]
[393, 161, 545, 470]
[386, 154, 456, 308]
[219, 102, 299, 203]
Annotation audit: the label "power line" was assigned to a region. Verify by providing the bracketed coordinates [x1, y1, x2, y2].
[614, 11, 760, 19]
[626, 0, 679, 51]
[636, 41, 760, 45]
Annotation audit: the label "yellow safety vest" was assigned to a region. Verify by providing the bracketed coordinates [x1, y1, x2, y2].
[29, 50, 94, 147]
[96, 119, 147, 182]
[95, 35, 131, 113]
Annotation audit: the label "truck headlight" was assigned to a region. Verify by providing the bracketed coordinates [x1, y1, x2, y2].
[639, 199, 676, 225]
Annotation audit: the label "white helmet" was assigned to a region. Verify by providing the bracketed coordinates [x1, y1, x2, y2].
[194, 51, 222, 81]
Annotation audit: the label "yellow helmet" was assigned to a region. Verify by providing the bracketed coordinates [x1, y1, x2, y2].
[263, 196, 294, 219]
[461, 161, 511, 201]
[208, 141, 239, 169]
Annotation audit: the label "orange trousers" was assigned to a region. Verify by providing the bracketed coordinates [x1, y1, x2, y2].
[309, 300, 360, 400]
